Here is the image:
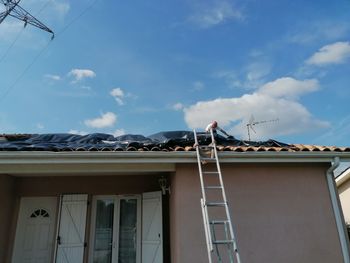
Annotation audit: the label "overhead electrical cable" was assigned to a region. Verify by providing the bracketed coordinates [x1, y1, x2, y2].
[0, 0, 100, 103]
[0, 26, 25, 64]
[0, 0, 52, 64]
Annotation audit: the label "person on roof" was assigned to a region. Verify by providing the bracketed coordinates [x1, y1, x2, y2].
[205, 121, 233, 139]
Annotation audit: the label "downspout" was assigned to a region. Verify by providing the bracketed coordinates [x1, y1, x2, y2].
[327, 157, 350, 263]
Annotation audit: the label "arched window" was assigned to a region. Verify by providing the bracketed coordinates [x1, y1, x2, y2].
[30, 209, 50, 218]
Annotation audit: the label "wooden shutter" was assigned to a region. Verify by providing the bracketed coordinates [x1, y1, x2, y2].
[142, 191, 163, 263]
[56, 194, 88, 263]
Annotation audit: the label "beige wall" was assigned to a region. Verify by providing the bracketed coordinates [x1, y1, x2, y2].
[0, 175, 15, 263]
[338, 179, 350, 224]
[170, 163, 343, 263]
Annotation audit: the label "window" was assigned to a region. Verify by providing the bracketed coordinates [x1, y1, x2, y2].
[90, 196, 141, 263]
[30, 208, 49, 218]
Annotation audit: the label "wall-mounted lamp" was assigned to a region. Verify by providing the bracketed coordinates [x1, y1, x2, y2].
[158, 176, 170, 195]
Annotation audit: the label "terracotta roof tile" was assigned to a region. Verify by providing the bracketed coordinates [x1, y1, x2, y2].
[0, 133, 349, 153]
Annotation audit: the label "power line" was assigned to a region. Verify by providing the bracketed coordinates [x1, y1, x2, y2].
[0, 26, 25, 64]
[0, 0, 52, 64]
[0, 0, 100, 103]
[57, 0, 100, 37]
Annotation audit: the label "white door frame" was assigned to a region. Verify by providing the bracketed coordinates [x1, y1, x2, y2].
[89, 195, 141, 263]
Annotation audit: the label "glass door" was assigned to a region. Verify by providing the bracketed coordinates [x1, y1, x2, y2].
[90, 196, 141, 263]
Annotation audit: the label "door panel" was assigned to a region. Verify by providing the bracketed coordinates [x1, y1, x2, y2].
[12, 197, 57, 263]
[142, 191, 163, 263]
[56, 194, 88, 263]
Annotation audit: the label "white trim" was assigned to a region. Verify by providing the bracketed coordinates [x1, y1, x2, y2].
[327, 157, 350, 263]
[53, 195, 63, 263]
[336, 168, 350, 187]
[1, 151, 350, 175]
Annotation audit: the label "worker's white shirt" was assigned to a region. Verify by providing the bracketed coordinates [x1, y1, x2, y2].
[205, 123, 214, 132]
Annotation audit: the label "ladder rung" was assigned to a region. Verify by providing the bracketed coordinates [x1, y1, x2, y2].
[201, 157, 215, 161]
[210, 220, 229, 225]
[206, 202, 226, 207]
[213, 239, 234, 245]
[205, 186, 222, 189]
[196, 133, 210, 137]
[203, 171, 219, 175]
[199, 145, 214, 150]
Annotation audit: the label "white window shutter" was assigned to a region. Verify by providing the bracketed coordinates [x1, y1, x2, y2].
[55, 194, 88, 263]
[142, 191, 163, 263]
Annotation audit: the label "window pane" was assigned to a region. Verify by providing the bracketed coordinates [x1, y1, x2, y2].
[118, 199, 137, 263]
[93, 199, 114, 263]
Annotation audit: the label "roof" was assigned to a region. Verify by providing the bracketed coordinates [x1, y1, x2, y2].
[1, 132, 349, 176]
[0, 131, 349, 153]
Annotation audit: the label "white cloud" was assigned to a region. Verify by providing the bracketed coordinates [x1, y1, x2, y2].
[51, 1, 70, 17]
[173, 102, 184, 111]
[288, 21, 349, 45]
[258, 77, 319, 99]
[68, 69, 96, 83]
[189, 1, 243, 29]
[84, 112, 117, 128]
[306, 42, 350, 66]
[0, 21, 23, 41]
[215, 61, 271, 90]
[24, 0, 70, 19]
[313, 115, 350, 146]
[110, 88, 125, 105]
[215, 70, 242, 89]
[184, 77, 329, 140]
[113, 129, 126, 137]
[68, 129, 88, 136]
[36, 123, 44, 129]
[192, 81, 204, 91]
[79, 86, 92, 90]
[246, 62, 270, 82]
[45, 74, 61, 81]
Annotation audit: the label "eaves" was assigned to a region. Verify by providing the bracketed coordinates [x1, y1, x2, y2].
[1, 151, 350, 176]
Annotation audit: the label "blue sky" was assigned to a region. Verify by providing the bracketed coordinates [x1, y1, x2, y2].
[0, 0, 350, 146]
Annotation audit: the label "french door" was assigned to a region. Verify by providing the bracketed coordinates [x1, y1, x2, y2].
[89, 195, 141, 263]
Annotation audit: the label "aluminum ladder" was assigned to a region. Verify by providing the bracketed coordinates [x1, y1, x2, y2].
[194, 129, 242, 263]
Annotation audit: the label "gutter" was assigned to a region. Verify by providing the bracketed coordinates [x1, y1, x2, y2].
[327, 157, 350, 263]
[1, 151, 350, 175]
[0, 151, 350, 163]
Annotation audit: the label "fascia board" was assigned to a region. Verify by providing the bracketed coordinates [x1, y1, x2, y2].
[0, 151, 350, 164]
[1, 151, 350, 175]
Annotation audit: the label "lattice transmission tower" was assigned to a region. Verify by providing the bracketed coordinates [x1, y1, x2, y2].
[0, 0, 54, 38]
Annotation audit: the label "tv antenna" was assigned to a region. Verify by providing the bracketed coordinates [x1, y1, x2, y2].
[0, 0, 54, 39]
[246, 115, 279, 141]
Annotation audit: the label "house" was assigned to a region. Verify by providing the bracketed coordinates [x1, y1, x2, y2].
[336, 167, 350, 239]
[1, 132, 350, 263]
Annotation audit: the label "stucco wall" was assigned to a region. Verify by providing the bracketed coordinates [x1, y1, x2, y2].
[170, 163, 343, 263]
[0, 175, 15, 263]
[338, 179, 350, 224]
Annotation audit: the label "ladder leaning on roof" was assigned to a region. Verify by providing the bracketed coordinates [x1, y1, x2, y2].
[194, 129, 242, 263]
